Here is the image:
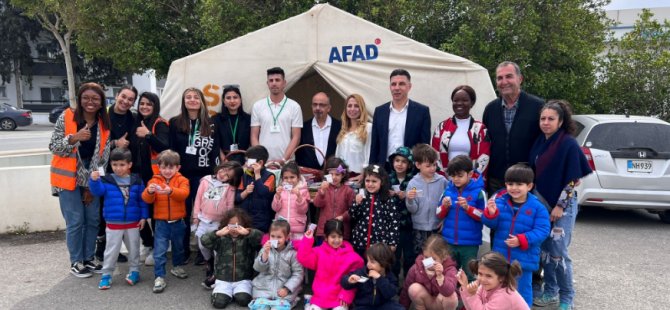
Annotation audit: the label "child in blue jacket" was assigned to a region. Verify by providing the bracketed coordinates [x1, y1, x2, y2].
[235, 145, 276, 233]
[89, 148, 149, 290]
[436, 155, 486, 281]
[481, 163, 550, 308]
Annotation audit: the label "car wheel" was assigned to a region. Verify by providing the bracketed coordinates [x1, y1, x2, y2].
[659, 211, 670, 224]
[0, 118, 17, 130]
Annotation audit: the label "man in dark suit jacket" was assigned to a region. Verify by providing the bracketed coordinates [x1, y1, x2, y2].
[482, 61, 544, 194]
[296, 92, 342, 169]
[369, 69, 431, 167]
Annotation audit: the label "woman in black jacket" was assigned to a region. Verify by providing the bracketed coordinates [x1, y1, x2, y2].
[213, 85, 250, 164]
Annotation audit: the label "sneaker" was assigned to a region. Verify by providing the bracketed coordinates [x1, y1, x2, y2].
[533, 294, 559, 307]
[153, 277, 166, 293]
[70, 262, 93, 278]
[125, 271, 140, 285]
[144, 249, 155, 266]
[201, 275, 215, 290]
[84, 260, 103, 274]
[194, 252, 205, 265]
[117, 253, 128, 263]
[98, 274, 112, 290]
[558, 303, 573, 310]
[170, 266, 188, 279]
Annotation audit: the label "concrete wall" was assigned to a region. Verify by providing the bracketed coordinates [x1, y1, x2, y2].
[0, 165, 64, 233]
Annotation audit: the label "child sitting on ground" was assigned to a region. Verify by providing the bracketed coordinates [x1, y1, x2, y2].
[342, 243, 404, 309]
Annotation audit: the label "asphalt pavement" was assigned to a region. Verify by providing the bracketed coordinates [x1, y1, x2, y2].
[1, 207, 668, 310]
[0, 123, 53, 153]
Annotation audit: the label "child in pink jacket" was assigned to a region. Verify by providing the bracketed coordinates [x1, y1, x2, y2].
[272, 162, 310, 243]
[458, 252, 529, 310]
[192, 162, 242, 283]
[313, 157, 355, 241]
[298, 219, 364, 309]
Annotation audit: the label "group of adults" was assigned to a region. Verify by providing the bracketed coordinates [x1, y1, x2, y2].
[50, 61, 589, 309]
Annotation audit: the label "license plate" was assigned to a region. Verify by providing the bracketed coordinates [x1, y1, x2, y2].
[627, 160, 652, 173]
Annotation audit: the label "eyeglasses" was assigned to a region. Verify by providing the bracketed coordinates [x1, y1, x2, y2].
[81, 96, 102, 103]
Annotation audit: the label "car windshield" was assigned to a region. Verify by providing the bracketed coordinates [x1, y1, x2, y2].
[586, 122, 670, 153]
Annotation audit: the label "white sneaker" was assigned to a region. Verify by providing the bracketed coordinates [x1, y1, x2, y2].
[145, 249, 155, 266]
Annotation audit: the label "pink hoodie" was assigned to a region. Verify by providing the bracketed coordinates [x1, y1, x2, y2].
[461, 285, 529, 310]
[297, 236, 364, 308]
[193, 175, 235, 223]
[272, 180, 310, 234]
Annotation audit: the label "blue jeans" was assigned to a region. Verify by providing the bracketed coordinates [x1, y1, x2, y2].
[59, 187, 100, 264]
[154, 219, 186, 277]
[540, 195, 578, 305]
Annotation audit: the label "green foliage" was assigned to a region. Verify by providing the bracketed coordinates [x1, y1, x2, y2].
[0, 0, 40, 84]
[595, 9, 670, 121]
[442, 0, 610, 113]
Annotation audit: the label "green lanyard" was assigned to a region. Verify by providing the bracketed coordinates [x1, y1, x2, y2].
[266, 96, 288, 126]
[228, 114, 239, 144]
[188, 119, 200, 146]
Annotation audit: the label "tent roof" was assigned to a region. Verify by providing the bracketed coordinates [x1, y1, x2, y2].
[161, 3, 496, 126]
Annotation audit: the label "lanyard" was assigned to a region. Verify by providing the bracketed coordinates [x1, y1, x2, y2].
[228, 114, 239, 144]
[188, 119, 200, 146]
[266, 96, 288, 126]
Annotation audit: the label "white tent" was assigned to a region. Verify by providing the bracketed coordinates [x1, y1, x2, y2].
[160, 3, 496, 127]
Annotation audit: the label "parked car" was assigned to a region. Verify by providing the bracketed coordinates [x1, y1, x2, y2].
[573, 115, 670, 223]
[0, 103, 33, 130]
[49, 102, 70, 124]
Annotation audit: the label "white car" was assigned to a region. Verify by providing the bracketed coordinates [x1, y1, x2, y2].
[573, 115, 670, 223]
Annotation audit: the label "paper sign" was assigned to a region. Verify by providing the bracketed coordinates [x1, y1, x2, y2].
[357, 276, 369, 283]
[359, 189, 366, 197]
[97, 166, 105, 176]
[308, 223, 317, 231]
[283, 183, 293, 191]
[391, 185, 400, 192]
[325, 174, 333, 183]
[247, 158, 257, 166]
[270, 239, 279, 248]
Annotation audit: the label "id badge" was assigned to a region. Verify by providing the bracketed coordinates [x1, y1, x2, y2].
[270, 125, 280, 133]
[230, 144, 239, 151]
[186, 146, 197, 155]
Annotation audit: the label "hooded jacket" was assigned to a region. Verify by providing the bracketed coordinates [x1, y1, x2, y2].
[201, 228, 262, 282]
[297, 236, 364, 308]
[481, 192, 550, 271]
[313, 182, 355, 239]
[193, 175, 235, 223]
[272, 180, 310, 234]
[141, 172, 190, 221]
[406, 173, 448, 231]
[399, 254, 458, 309]
[252, 242, 303, 302]
[89, 173, 149, 224]
[437, 172, 486, 246]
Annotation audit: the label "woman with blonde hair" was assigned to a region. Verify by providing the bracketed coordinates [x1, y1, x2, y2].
[335, 94, 372, 182]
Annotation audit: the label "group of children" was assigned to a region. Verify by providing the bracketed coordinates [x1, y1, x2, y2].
[89, 142, 549, 310]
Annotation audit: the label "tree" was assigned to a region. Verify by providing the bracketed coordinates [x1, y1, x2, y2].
[594, 9, 670, 121]
[442, 0, 610, 113]
[0, 0, 41, 108]
[11, 0, 79, 106]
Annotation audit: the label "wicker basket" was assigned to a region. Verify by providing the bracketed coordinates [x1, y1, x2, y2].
[265, 144, 325, 183]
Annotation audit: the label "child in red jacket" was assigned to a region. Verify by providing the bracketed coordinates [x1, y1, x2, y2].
[313, 157, 355, 242]
[399, 235, 458, 310]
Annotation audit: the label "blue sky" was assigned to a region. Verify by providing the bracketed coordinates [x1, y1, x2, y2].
[605, 0, 670, 10]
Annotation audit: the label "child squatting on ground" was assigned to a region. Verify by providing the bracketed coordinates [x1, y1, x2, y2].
[141, 149, 191, 293]
[89, 147, 149, 290]
[481, 163, 550, 307]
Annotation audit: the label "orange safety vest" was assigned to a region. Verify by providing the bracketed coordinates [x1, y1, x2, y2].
[50, 108, 110, 190]
[149, 117, 168, 174]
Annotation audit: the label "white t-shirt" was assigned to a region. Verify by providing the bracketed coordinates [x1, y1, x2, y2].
[387, 100, 409, 158]
[250, 95, 303, 161]
[312, 116, 332, 166]
[448, 117, 471, 160]
[335, 123, 372, 174]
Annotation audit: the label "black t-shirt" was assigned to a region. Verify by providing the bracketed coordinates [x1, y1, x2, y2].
[169, 117, 219, 179]
[77, 122, 98, 160]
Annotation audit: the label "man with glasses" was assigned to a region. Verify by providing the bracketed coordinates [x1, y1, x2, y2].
[296, 92, 341, 169]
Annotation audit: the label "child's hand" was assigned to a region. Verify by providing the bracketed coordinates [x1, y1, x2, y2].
[236, 226, 249, 236]
[355, 194, 364, 205]
[388, 189, 396, 197]
[397, 190, 406, 200]
[486, 197, 497, 214]
[276, 185, 283, 194]
[158, 185, 171, 195]
[348, 274, 360, 284]
[505, 234, 520, 248]
[465, 280, 479, 295]
[442, 196, 451, 207]
[319, 181, 329, 193]
[91, 171, 100, 181]
[262, 241, 271, 261]
[433, 261, 444, 275]
[291, 187, 299, 195]
[304, 229, 314, 238]
[277, 287, 289, 298]
[217, 226, 230, 237]
[147, 183, 157, 194]
[368, 269, 381, 279]
[457, 196, 469, 210]
[407, 188, 417, 200]
[245, 184, 255, 194]
[251, 162, 262, 175]
[335, 215, 343, 221]
[138, 219, 146, 230]
[457, 268, 469, 288]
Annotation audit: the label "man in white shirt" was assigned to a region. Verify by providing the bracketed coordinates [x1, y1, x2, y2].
[369, 69, 431, 167]
[250, 67, 303, 162]
[296, 92, 341, 169]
